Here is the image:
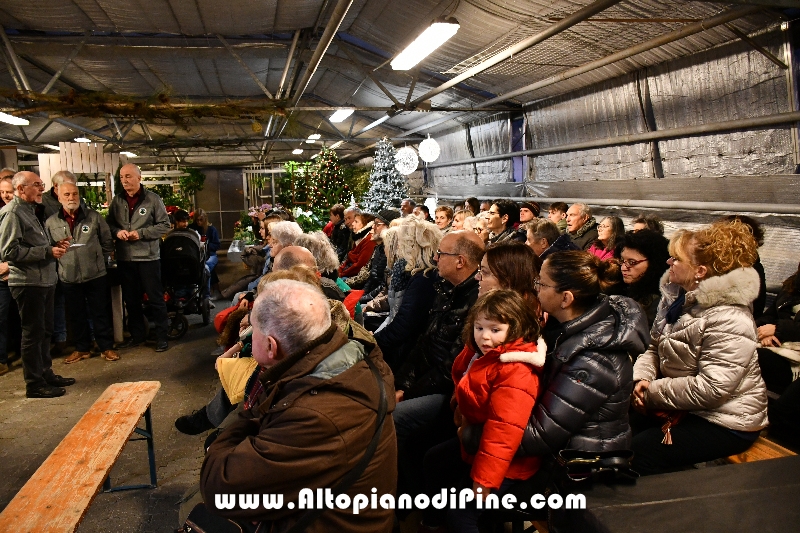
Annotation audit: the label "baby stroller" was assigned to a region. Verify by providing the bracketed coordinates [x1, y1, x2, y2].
[150, 229, 211, 340]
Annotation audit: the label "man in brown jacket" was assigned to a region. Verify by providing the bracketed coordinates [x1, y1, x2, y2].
[200, 279, 396, 532]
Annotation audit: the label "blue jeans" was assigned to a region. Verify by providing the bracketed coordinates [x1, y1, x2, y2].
[393, 393, 449, 448]
[204, 254, 218, 298]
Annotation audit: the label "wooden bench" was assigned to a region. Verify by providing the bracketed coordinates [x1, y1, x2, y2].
[727, 435, 796, 464]
[0, 381, 161, 533]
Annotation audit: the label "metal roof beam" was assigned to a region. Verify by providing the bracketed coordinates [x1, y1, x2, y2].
[289, 0, 354, 107]
[217, 34, 274, 99]
[408, 0, 623, 108]
[1, 26, 31, 91]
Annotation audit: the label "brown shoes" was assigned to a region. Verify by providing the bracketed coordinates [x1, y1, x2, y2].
[64, 351, 91, 364]
[101, 350, 121, 361]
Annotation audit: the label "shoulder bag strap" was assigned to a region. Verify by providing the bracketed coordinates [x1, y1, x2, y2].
[285, 355, 388, 533]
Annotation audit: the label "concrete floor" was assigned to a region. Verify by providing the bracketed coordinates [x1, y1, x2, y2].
[0, 253, 247, 532]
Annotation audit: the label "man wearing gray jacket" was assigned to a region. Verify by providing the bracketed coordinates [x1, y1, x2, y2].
[0, 172, 75, 398]
[107, 163, 171, 352]
[46, 182, 120, 364]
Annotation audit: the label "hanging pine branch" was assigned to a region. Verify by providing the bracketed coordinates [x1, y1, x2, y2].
[361, 138, 408, 213]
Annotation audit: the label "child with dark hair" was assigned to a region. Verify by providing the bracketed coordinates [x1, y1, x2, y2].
[422, 289, 545, 532]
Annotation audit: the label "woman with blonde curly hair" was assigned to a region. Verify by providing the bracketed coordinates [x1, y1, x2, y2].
[631, 220, 768, 474]
[373, 216, 442, 369]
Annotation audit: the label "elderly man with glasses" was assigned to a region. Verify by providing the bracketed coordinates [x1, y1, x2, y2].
[0, 172, 74, 398]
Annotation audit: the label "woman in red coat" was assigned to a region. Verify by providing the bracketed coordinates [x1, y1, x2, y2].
[338, 213, 376, 277]
[421, 289, 545, 532]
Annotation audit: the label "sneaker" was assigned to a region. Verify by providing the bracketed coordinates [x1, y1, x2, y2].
[210, 345, 226, 356]
[0, 363, 8, 376]
[26, 385, 66, 398]
[46, 374, 76, 387]
[64, 351, 91, 364]
[175, 407, 214, 435]
[208, 301, 216, 309]
[155, 341, 169, 352]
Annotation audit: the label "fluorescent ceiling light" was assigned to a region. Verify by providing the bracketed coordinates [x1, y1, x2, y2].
[121, 151, 138, 157]
[391, 18, 460, 71]
[0, 112, 29, 126]
[306, 139, 316, 144]
[308, 133, 321, 140]
[329, 109, 354, 123]
[43, 144, 60, 151]
[329, 141, 344, 149]
[74, 137, 91, 143]
[292, 148, 303, 155]
[362, 115, 390, 132]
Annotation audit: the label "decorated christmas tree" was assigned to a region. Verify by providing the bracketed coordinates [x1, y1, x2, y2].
[361, 137, 408, 213]
[307, 147, 350, 214]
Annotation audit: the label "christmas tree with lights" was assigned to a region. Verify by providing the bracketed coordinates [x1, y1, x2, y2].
[361, 137, 408, 213]
[308, 147, 350, 212]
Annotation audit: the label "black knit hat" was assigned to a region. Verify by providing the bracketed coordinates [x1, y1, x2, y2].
[376, 209, 401, 225]
[519, 201, 540, 217]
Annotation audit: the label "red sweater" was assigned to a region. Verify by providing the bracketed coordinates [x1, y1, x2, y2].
[338, 233, 376, 278]
[452, 337, 546, 489]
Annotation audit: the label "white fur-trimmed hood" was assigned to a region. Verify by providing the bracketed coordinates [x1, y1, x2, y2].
[692, 267, 760, 309]
[659, 267, 760, 310]
[498, 338, 547, 368]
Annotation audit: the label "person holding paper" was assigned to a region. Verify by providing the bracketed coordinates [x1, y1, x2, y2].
[46, 182, 119, 364]
[0, 171, 74, 398]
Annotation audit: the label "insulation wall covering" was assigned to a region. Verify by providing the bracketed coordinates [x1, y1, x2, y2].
[523, 30, 795, 182]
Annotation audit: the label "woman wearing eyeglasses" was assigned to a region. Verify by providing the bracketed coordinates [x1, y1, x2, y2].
[587, 216, 625, 261]
[630, 221, 768, 475]
[614, 229, 670, 328]
[461, 251, 649, 495]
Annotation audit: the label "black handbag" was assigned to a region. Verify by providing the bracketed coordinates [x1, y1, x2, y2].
[556, 449, 639, 484]
[178, 355, 389, 533]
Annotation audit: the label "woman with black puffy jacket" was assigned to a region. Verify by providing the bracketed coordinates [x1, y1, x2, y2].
[461, 251, 649, 493]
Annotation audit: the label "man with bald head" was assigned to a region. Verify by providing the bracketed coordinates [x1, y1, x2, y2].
[46, 182, 118, 364]
[107, 163, 171, 352]
[272, 245, 317, 271]
[0, 172, 74, 397]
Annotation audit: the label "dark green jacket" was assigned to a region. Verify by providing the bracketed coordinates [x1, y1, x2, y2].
[0, 196, 57, 287]
[46, 207, 114, 284]
[107, 186, 170, 261]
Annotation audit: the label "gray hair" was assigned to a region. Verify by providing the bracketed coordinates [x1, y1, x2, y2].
[384, 216, 441, 275]
[251, 280, 332, 356]
[573, 202, 591, 218]
[51, 170, 77, 186]
[269, 221, 303, 247]
[11, 171, 34, 189]
[344, 206, 361, 215]
[523, 219, 560, 246]
[293, 231, 339, 274]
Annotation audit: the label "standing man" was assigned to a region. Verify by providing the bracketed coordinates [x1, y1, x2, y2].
[46, 182, 120, 364]
[107, 163, 171, 352]
[0, 172, 74, 398]
[42, 170, 82, 357]
[400, 198, 416, 216]
[566, 202, 599, 251]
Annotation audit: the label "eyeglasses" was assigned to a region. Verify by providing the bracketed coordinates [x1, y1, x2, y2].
[619, 257, 648, 268]
[472, 227, 483, 234]
[24, 182, 45, 189]
[435, 249, 459, 259]
[533, 277, 558, 291]
[597, 224, 610, 229]
[476, 266, 494, 279]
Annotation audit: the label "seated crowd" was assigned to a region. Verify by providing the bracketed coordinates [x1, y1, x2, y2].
[2, 175, 796, 531]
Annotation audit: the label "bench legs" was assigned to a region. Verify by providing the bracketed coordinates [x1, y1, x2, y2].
[103, 406, 158, 492]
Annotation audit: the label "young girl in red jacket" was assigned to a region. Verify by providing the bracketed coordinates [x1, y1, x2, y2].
[420, 289, 545, 532]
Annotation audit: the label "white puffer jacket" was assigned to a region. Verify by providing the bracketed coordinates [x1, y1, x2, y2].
[634, 268, 768, 432]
